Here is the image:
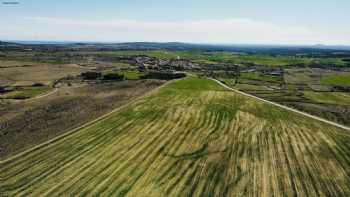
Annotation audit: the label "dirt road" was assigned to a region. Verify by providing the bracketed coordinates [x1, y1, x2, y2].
[211, 78, 350, 132]
[28, 88, 58, 101]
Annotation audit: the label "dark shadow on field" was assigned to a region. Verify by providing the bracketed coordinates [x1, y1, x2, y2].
[164, 143, 230, 160]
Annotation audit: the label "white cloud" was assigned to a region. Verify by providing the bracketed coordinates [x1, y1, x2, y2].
[1, 17, 349, 45]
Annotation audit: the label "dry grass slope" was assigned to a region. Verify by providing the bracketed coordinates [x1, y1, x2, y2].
[1, 77, 350, 197]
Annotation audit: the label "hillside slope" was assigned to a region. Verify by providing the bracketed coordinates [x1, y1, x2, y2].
[1, 77, 350, 196]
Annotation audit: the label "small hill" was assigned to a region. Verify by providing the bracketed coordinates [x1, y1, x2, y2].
[1, 77, 350, 196]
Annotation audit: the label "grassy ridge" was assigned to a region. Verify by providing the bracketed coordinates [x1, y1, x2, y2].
[1, 77, 350, 196]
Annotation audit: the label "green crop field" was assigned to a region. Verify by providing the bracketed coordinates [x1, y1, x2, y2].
[121, 71, 145, 80]
[1, 77, 350, 196]
[240, 72, 281, 83]
[0, 86, 50, 99]
[303, 91, 350, 105]
[321, 73, 350, 86]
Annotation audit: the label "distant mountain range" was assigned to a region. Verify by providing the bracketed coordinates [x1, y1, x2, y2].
[1, 40, 350, 52]
[308, 44, 350, 51]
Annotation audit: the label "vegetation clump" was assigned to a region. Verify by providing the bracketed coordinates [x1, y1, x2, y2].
[32, 82, 45, 87]
[103, 73, 125, 81]
[0, 86, 7, 93]
[81, 71, 102, 80]
[141, 71, 186, 80]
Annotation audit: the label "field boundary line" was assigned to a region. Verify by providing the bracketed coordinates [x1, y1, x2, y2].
[211, 78, 350, 132]
[28, 88, 58, 101]
[0, 79, 178, 164]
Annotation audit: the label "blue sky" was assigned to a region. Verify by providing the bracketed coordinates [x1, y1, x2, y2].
[1, 0, 350, 45]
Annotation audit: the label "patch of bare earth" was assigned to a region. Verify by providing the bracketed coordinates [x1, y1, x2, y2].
[0, 80, 164, 159]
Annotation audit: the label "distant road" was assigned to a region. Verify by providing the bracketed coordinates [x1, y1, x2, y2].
[28, 88, 58, 101]
[211, 78, 350, 132]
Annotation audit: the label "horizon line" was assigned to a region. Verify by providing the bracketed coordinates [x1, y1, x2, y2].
[2, 39, 350, 48]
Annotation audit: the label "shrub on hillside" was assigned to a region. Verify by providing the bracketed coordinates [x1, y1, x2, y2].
[0, 86, 6, 93]
[32, 83, 45, 87]
[9, 95, 30, 100]
[141, 72, 186, 80]
[103, 73, 125, 81]
[81, 72, 102, 80]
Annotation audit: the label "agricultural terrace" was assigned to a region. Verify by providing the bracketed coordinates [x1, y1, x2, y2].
[1, 77, 350, 196]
